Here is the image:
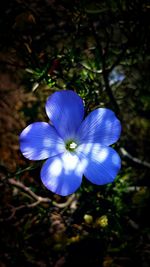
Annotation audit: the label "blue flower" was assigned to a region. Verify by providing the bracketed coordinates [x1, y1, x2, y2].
[20, 90, 121, 196]
[109, 69, 125, 85]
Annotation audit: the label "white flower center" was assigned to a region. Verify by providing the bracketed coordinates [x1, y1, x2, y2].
[65, 140, 78, 152]
[69, 142, 77, 149]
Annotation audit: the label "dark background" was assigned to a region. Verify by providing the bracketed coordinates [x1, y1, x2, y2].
[0, 0, 150, 266]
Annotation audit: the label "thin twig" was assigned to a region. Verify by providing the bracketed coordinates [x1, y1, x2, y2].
[0, 178, 76, 221]
[7, 178, 76, 208]
[89, 20, 120, 113]
[125, 216, 139, 230]
[8, 178, 51, 203]
[107, 44, 128, 74]
[9, 178, 76, 207]
[120, 147, 150, 168]
[52, 194, 76, 208]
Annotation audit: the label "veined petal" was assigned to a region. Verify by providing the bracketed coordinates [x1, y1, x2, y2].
[77, 108, 121, 146]
[45, 90, 84, 140]
[20, 122, 65, 160]
[77, 143, 121, 185]
[41, 152, 84, 196]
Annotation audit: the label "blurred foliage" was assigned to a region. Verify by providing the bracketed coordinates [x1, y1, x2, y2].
[0, 0, 150, 266]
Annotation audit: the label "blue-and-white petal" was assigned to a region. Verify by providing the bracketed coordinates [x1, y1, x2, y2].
[77, 108, 121, 146]
[41, 152, 84, 196]
[77, 143, 121, 185]
[45, 90, 84, 140]
[20, 122, 65, 160]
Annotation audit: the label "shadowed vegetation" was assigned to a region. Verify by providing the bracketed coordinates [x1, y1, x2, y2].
[0, 0, 150, 266]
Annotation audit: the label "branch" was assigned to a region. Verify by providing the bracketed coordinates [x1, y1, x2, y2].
[52, 194, 76, 208]
[8, 178, 76, 208]
[89, 20, 120, 113]
[107, 44, 128, 74]
[8, 178, 75, 205]
[4, 178, 75, 210]
[8, 178, 51, 203]
[1, 177, 76, 221]
[1, 163, 76, 212]
[125, 216, 139, 230]
[120, 147, 150, 168]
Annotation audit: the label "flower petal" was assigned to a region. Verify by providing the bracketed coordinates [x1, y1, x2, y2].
[45, 90, 84, 140]
[20, 122, 65, 160]
[77, 143, 121, 185]
[41, 152, 84, 196]
[77, 108, 121, 146]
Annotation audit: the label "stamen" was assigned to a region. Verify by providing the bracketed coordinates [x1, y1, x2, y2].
[69, 142, 77, 149]
[65, 140, 78, 152]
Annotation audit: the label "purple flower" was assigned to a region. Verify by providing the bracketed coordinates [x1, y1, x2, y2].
[20, 90, 121, 196]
